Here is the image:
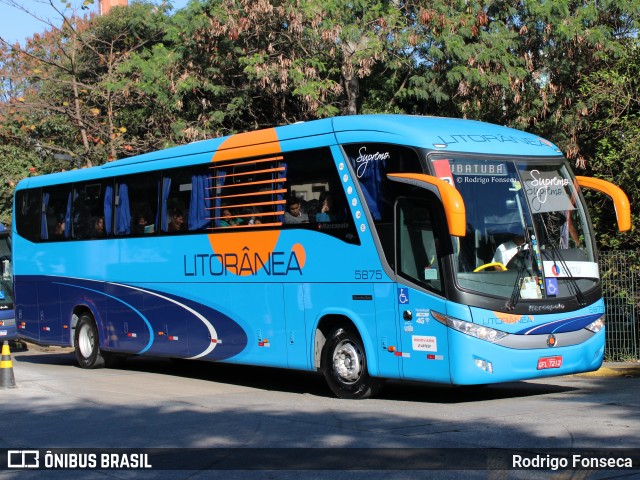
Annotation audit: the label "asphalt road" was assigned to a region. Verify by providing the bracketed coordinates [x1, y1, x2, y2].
[1, 342, 639, 479]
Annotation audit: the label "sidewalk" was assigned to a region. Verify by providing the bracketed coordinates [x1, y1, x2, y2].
[577, 362, 640, 378]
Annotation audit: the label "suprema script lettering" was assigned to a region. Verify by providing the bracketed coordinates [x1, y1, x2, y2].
[356, 147, 390, 178]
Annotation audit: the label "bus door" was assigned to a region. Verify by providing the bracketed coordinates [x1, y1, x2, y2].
[14, 278, 39, 342]
[38, 282, 64, 343]
[394, 197, 451, 383]
[283, 283, 308, 369]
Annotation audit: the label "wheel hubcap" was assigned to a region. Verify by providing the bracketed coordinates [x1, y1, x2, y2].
[332, 340, 362, 383]
[78, 324, 94, 359]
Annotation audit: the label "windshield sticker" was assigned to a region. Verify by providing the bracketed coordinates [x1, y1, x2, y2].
[450, 162, 508, 176]
[432, 159, 454, 185]
[522, 169, 575, 213]
[520, 277, 543, 299]
[545, 278, 559, 296]
[543, 261, 599, 279]
[355, 146, 390, 178]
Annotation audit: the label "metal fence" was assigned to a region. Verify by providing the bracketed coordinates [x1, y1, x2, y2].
[600, 250, 640, 361]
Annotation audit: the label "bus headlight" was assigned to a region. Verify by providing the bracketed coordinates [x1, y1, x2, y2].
[446, 317, 508, 343]
[585, 315, 605, 333]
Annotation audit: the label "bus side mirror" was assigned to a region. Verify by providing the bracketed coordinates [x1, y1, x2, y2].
[576, 176, 631, 232]
[387, 173, 466, 237]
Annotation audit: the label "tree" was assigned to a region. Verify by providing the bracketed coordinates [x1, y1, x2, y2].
[0, 0, 170, 167]
[579, 43, 640, 250]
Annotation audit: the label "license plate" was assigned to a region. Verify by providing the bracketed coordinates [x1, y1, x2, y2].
[537, 355, 563, 370]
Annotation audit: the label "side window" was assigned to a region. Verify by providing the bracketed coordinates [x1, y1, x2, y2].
[343, 143, 423, 222]
[208, 147, 358, 243]
[343, 143, 423, 263]
[42, 184, 72, 241]
[283, 148, 359, 244]
[115, 172, 160, 236]
[15, 189, 41, 242]
[210, 154, 286, 229]
[397, 197, 443, 294]
[72, 180, 111, 239]
[160, 164, 212, 234]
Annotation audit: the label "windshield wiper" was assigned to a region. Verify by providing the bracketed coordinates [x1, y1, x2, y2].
[538, 214, 586, 306]
[505, 242, 531, 311]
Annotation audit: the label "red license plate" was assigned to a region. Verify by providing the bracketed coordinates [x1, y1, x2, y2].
[537, 355, 563, 370]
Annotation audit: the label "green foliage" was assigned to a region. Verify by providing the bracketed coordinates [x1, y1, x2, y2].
[0, 143, 42, 226]
[577, 43, 640, 250]
[0, 0, 638, 250]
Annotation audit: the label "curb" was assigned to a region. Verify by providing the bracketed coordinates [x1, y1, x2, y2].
[576, 364, 640, 378]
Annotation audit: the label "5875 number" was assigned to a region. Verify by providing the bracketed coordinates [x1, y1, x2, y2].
[354, 270, 383, 280]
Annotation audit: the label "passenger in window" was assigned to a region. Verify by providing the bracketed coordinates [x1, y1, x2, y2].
[92, 216, 106, 237]
[248, 211, 262, 226]
[316, 193, 337, 223]
[284, 197, 309, 224]
[168, 209, 185, 232]
[133, 213, 150, 234]
[52, 215, 66, 239]
[220, 208, 243, 227]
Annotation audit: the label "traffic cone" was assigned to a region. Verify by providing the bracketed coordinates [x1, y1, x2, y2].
[0, 341, 16, 388]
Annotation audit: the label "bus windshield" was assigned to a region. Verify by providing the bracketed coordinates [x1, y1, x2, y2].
[431, 156, 597, 301]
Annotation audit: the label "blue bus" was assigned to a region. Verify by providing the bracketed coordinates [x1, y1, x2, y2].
[0, 224, 17, 342]
[12, 115, 630, 398]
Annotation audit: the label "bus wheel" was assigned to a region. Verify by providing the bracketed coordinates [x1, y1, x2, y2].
[323, 327, 383, 399]
[74, 313, 105, 369]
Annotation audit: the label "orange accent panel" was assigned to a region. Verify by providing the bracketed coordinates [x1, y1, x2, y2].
[207, 200, 286, 210]
[576, 176, 631, 232]
[210, 211, 283, 221]
[208, 128, 284, 275]
[210, 189, 288, 202]
[210, 156, 284, 168]
[387, 173, 466, 237]
[291, 243, 306, 268]
[210, 222, 283, 230]
[207, 231, 282, 273]
[211, 128, 280, 162]
[214, 178, 286, 190]
[210, 166, 285, 180]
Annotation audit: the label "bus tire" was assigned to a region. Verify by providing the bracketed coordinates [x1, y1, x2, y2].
[323, 327, 383, 399]
[74, 313, 105, 369]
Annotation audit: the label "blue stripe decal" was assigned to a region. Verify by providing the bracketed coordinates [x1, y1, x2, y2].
[515, 313, 602, 335]
[53, 281, 154, 354]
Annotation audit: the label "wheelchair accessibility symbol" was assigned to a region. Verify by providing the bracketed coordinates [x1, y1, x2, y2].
[398, 288, 410, 304]
[546, 278, 559, 296]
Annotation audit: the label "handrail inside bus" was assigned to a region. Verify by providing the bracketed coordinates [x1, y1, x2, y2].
[576, 176, 631, 232]
[387, 173, 466, 237]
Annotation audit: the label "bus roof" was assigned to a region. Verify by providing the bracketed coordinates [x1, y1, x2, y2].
[17, 114, 562, 189]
